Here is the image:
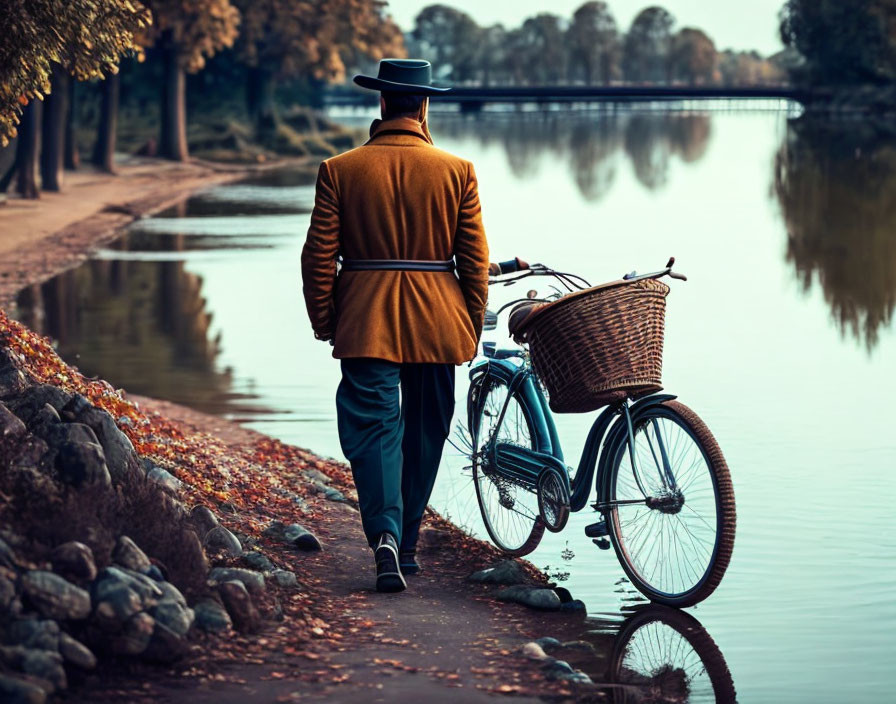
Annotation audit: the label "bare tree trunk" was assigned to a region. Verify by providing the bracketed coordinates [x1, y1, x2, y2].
[247, 66, 277, 138]
[160, 37, 189, 161]
[41, 64, 69, 191]
[64, 77, 79, 170]
[16, 100, 42, 199]
[92, 73, 120, 172]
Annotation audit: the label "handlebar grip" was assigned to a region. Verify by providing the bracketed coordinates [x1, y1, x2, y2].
[491, 258, 530, 275]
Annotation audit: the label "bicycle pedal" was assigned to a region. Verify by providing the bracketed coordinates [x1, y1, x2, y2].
[592, 538, 611, 550]
[584, 520, 608, 538]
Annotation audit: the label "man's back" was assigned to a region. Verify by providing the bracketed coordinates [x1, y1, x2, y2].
[301, 116, 489, 363]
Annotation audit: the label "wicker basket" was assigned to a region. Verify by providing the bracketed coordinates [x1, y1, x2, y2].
[518, 277, 669, 414]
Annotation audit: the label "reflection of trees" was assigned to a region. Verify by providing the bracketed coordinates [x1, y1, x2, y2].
[775, 117, 896, 348]
[14, 229, 236, 413]
[434, 111, 711, 200]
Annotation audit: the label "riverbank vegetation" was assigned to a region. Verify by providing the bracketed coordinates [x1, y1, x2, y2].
[0, 0, 403, 201]
[408, 2, 787, 87]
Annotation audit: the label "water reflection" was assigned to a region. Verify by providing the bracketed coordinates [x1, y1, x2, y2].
[775, 117, 896, 349]
[14, 229, 242, 415]
[548, 605, 736, 702]
[436, 111, 712, 198]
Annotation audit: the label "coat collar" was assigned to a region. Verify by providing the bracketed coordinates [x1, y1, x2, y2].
[366, 116, 434, 146]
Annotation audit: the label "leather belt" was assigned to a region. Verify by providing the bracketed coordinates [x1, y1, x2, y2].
[340, 258, 455, 272]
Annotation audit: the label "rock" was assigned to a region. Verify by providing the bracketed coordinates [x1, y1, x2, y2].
[60, 398, 140, 481]
[0, 646, 66, 692]
[559, 640, 596, 652]
[496, 585, 562, 611]
[149, 600, 194, 638]
[5, 620, 60, 651]
[322, 487, 346, 502]
[115, 612, 155, 655]
[242, 550, 275, 572]
[0, 672, 48, 704]
[208, 567, 265, 594]
[272, 570, 298, 588]
[520, 641, 549, 660]
[144, 619, 187, 663]
[283, 524, 322, 551]
[261, 520, 285, 540]
[147, 466, 182, 493]
[193, 599, 232, 633]
[468, 560, 529, 586]
[157, 581, 187, 608]
[0, 536, 20, 568]
[540, 658, 591, 684]
[112, 536, 151, 572]
[418, 527, 451, 548]
[302, 468, 331, 484]
[190, 505, 219, 536]
[0, 401, 27, 440]
[203, 525, 242, 557]
[8, 385, 72, 424]
[0, 574, 15, 609]
[28, 404, 60, 437]
[49, 542, 97, 582]
[91, 567, 161, 629]
[20, 571, 91, 621]
[0, 368, 28, 400]
[44, 423, 111, 487]
[534, 636, 562, 651]
[144, 565, 166, 582]
[559, 599, 587, 613]
[181, 529, 209, 575]
[58, 633, 96, 669]
[217, 580, 260, 633]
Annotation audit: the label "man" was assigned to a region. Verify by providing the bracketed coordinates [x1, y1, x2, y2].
[301, 59, 490, 593]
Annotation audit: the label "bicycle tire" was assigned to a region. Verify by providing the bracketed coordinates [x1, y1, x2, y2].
[471, 375, 545, 556]
[610, 606, 737, 704]
[606, 400, 736, 607]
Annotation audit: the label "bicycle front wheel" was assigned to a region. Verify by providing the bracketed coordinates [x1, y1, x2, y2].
[606, 400, 736, 607]
[471, 376, 545, 556]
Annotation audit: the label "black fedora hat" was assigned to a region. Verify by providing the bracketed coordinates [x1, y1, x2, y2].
[353, 59, 451, 95]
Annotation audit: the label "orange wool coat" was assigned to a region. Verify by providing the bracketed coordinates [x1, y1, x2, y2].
[301, 116, 490, 364]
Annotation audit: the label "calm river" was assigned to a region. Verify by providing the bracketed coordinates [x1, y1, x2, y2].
[14, 105, 896, 702]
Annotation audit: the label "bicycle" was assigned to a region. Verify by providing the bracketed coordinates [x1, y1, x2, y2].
[464, 257, 736, 607]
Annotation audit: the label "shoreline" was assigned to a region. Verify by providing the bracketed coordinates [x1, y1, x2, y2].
[0, 158, 596, 701]
[0, 155, 316, 309]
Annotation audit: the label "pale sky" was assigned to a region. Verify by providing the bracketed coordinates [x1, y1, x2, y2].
[385, 0, 786, 55]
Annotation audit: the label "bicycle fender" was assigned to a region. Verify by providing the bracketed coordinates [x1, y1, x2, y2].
[594, 394, 678, 503]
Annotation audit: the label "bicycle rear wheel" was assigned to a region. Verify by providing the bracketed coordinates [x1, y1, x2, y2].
[471, 376, 545, 556]
[606, 400, 735, 607]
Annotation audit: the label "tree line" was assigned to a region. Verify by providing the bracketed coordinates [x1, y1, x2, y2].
[1, 0, 403, 199]
[408, 3, 785, 88]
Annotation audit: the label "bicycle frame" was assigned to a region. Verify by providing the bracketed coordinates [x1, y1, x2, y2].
[468, 351, 677, 515]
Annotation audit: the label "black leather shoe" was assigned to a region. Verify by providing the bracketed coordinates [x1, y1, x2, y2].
[399, 550, 421, 576]
[374, 533, 407, 593]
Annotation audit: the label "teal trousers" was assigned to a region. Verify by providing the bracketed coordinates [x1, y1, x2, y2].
[336, 358, 455, 550]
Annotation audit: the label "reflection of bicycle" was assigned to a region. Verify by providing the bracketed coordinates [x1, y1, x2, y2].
[466, 258, 735, 607]
[607, 606, 737, 703]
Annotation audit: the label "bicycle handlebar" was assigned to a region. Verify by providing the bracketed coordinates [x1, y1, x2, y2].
[488, 257, 529, 276]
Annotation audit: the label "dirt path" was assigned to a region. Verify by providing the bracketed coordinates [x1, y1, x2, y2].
[60, 396, 590, 703]
[0, 156, 312, 308]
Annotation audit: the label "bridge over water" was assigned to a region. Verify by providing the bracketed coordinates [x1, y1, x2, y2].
[324, 84, 812, 110]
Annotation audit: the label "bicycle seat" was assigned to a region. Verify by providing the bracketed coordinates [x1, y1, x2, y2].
[508, 300, 547, 342]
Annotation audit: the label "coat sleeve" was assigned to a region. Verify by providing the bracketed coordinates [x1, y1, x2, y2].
[301, 161, 341, 341]
[454, 161, 490, 338]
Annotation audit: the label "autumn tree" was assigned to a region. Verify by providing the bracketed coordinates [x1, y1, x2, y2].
[137, 0, 240, 161]
[0, 0, 149, 195]
[623, 6, 676, 83]
[670, 28, 718, 84]
[567, 2, 621, 84]
[780, 0, 896, 85]
[237, 0, 403, 136]
[411, 5, 481, 84]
